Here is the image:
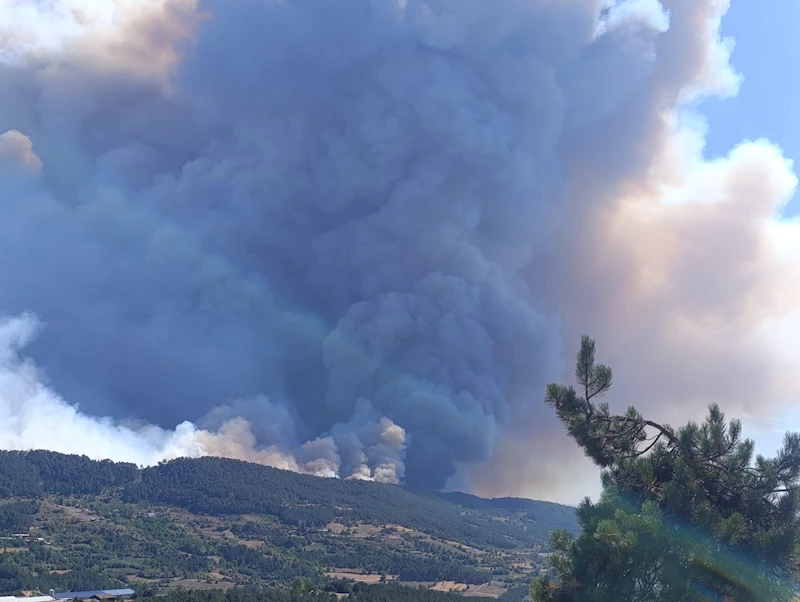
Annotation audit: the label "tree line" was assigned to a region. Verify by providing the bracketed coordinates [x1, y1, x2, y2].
[135, 583, 463, 602]
[0, 451, 136, 497]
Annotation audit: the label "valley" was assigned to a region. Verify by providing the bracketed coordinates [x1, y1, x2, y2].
[0, 452, 578, 600]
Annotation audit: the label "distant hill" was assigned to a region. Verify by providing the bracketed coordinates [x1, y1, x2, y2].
[436, 491, 576, 519]
[0, 450, 577, 598]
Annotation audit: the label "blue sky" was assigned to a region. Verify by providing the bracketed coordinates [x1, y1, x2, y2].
[702, 0, 800, 456]
[703, 0, 800, 218]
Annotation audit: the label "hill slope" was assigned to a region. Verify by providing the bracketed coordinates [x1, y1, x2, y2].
[0, 451, 577, 597]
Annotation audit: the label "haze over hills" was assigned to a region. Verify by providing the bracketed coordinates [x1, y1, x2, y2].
[0, 450, 577, 598]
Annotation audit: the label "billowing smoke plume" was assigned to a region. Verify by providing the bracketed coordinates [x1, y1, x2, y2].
[0, 312, 405, 482]
[0, 0, 798, 501]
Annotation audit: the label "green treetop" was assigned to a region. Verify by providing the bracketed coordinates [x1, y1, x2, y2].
[533, 336, 800, 602]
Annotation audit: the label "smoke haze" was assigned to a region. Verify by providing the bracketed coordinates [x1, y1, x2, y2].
[0, 0, 798, 502]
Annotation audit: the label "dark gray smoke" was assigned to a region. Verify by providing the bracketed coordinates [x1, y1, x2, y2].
[0, 0, 798, 501]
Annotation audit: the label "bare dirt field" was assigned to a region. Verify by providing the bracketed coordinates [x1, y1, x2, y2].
[325, 572, 397, 583]
[127, 577, 159, 584]
[462, 583, 508, 598]
[53, 504, 98, 523]
[392, 581, 509, 598]
[439, 540, 485, 556]
[326, 523, 347, 534]
[239, 539, 264, 549]
[167, 579, 236, 591]
[350, 524, 383, 538]
[431, 581, 467, 593]
[384, 524, 415, 532]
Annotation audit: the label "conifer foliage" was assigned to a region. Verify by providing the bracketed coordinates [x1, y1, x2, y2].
[533, 336, 800, 602]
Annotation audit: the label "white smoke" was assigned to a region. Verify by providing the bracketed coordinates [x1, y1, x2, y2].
[0, 312, 405, 482]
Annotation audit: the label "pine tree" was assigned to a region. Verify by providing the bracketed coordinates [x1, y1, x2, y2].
[533, 336, 800, 602]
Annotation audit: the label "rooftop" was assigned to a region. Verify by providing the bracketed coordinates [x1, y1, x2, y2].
[53, 590, 134, 601]
[0, 588, 135, 602]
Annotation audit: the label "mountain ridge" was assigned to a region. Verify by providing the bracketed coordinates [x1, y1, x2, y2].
[0, 450, 577, 597]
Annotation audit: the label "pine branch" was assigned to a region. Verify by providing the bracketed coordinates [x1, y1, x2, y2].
[634, 433, 664, 458]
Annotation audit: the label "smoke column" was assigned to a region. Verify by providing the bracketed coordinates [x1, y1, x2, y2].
[0, 0, 798, 501]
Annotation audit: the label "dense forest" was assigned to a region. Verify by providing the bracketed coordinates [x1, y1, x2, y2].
[0, 450, 576, 597]
[123, 457, 574, 549]
[0, 451, 575, 550]
[0, 451, 137, 497]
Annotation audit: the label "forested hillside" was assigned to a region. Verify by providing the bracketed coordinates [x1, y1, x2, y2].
[0, 451, 576, 598]
[0, 450, 137, 497]
[123, 457, 568, 549]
